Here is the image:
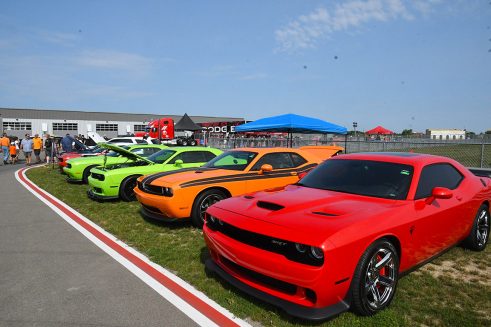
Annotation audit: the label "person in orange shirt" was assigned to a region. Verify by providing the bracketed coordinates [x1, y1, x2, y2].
[32, 133, 43, 164]
[9, 141, 17, 164]
[1, 132, 10, 164]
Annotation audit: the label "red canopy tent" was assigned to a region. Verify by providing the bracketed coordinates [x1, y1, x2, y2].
[366, 125, 395, 135]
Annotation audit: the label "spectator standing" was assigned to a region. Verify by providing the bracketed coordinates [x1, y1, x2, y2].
[44, 134, 53, 164]
[21, 134, 33, 165]
[61, 133, 73, 152]
[9, 142, 17, 164]
[1, 132, 9, 164]
[32, 134, 43, 163]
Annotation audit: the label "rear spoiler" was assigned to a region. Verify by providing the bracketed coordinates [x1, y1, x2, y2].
[469, 168, 491, 178]
[299, 145, 344, 161]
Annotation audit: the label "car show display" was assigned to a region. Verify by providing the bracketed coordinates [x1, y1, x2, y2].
[134, 146, 343, 227]
[87, 145, 222, 201]
[203, 152, 491, 320]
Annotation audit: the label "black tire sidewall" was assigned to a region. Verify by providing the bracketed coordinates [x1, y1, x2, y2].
[82, 166, 95, 184]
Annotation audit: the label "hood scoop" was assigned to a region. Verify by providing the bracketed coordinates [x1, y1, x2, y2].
[312, 211, 338, 217]
[256, 201, 284, 211]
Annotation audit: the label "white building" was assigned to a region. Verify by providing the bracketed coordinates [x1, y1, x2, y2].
[0, 108, 244, 139]
[426, 129, 466, 140]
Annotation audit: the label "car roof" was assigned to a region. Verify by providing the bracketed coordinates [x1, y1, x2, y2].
[332, 152, 454, 166]
[229, 147, 306, 153]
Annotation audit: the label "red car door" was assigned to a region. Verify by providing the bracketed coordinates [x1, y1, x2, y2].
[410, 163, 467, 263]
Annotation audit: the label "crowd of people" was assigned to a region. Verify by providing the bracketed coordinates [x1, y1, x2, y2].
[0, 132, 80, 166]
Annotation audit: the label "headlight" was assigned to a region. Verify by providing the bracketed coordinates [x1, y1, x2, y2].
[162, 187, 173, 197]
[295, 243, 307, 253]
[310, 247, 324, 260]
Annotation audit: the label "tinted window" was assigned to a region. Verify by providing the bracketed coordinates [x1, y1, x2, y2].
[290, 153, 307, 167]
[251, 152, 295, 170]
[168, 151, 210, 164]
[415, 163, 463, 199]
[107, 139, 126, 144]
[135, 139, 147, 144]
[130, 147, 160, 157]
[203, 151, 217, 162]
[203, 151, 257, 171]
[147, 149, 176, 164]
[299, 159, 414, 200]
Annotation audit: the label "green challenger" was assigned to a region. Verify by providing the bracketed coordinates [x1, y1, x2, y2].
[64, 144, 167, 183]
[87, 145, 223, 201]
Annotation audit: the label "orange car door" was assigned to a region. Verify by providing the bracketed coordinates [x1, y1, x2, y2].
[245, 152, 304, 193]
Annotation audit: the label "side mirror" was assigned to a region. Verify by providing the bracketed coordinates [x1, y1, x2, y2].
[425, 187, 453, 204]
[258, 164, 273, 175]
[174, 159, 184, 166]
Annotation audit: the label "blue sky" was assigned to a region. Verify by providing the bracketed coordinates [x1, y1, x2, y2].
[0, 0, 490, 133]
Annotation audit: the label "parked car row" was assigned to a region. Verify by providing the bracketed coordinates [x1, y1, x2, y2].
[59, 144, 491, 321]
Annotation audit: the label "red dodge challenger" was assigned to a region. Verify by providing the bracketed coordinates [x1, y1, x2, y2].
[203, 152, 491, 321]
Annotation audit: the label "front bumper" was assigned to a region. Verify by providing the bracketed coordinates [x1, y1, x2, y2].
[87, 189, 119, 201]
[63, 167, 82, 181]
[139, 205, 180, 222]
[134, 187, 190, 219]
[205, 259, 350, 321]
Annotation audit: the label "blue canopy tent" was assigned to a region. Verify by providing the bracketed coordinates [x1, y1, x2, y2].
[235, 113, 347, 147]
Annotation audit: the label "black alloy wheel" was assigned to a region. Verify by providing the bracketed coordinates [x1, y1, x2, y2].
[463, 204, 490, 251]
[351, 239, 399, 316]
[120, 176, 139, 202]
[191, 189, 227, 228]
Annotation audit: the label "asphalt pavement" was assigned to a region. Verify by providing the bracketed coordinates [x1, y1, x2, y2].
[0, 162, 198, 327]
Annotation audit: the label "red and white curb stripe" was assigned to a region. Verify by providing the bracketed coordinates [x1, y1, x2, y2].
[16, 167, 251, 327]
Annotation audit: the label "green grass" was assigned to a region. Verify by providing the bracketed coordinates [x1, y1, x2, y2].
[26, 167, 491, 327]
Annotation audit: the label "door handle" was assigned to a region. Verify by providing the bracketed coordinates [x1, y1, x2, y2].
[456, 196, 463, 201]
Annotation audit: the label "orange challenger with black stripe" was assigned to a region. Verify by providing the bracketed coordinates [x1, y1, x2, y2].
[134, 146, 343, 228]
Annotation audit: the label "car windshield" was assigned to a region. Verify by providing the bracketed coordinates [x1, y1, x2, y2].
[147, 149, 176, 164]
[105, 145, 131, 157]
[298, 159, 414, 200]
[202, 151, 258, 171]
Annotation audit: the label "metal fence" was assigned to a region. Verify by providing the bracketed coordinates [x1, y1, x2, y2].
[205, 136, 491, 168]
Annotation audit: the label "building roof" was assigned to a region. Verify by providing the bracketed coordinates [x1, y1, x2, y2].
[0, 107, 244, 124]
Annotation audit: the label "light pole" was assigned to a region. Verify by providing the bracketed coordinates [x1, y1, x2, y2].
[353, 122, 358, 138]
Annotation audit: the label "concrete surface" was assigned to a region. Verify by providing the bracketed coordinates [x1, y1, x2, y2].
[0, 163, 198, 327]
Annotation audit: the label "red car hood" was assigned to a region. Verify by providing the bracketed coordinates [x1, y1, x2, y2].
[211, 184, 404, 246]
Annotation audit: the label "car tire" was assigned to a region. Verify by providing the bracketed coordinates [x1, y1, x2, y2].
[351, 239, 399, 316]
[462, 204, 489, 251]
[189, 139, 197, 146]
[82, 165, 97, 184]
[119, 175, 140, 202]
[181, 139, 188, 146]
[191, 189, 227, 228]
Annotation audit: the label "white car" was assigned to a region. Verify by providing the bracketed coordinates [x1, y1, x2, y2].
[105, 137, 157, 146]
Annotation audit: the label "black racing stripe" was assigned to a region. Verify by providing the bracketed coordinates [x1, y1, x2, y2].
[179, 169, 297, 188]
[178, 163, 317, 188]
[180, 163, 318, 188]
[142, 167, 199, 184]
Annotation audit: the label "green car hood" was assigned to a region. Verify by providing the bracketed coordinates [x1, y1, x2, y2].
[100, 143, 154, 165]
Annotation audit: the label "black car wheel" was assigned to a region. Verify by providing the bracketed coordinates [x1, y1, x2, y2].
[189, 139, 197, 146]
[120, 176, 140, 202]
[191, 189, 227, 228]
[82, 165, 97, 184]
[351, 239, 399, 316]
[462, 204, 489, 251]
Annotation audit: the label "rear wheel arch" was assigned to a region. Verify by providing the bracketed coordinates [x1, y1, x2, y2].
[196, 186, 232, 199]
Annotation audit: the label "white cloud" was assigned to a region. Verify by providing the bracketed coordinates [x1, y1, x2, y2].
[37, 30, 80, 46]
[76, 49, 152, 73]
[275, 0, 441, 52]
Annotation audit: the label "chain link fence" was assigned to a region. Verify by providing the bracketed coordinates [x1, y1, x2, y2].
[205, 136, 491, 168]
